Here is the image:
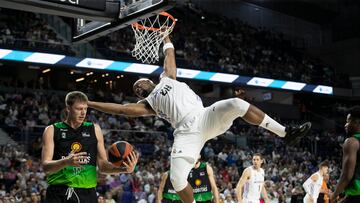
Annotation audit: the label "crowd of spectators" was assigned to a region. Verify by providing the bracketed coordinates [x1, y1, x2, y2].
[92, 6, 349, 88]
[0, 6, 350, 88]
[0, 4, 353, 202]
[0, 126, 343, 203]
[0, 87, 347, 203]
[0, 144, 46, 203]
[0, 8, 73, 55]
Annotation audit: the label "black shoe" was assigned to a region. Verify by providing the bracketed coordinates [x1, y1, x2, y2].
[284, 122, 312, 146]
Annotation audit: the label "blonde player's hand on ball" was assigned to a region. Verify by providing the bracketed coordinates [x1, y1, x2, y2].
[107, 141, 139, 173]
[121, 151, 139, 173]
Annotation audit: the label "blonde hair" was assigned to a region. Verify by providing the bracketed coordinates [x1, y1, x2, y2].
[65, 91, 88, 107]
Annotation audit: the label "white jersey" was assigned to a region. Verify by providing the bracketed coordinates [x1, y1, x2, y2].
[243, 166, 265, 202]
[303, 172, 323, 202]
[145, 77, 203, 128]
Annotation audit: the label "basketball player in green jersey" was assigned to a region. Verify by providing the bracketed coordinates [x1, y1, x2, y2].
[158, 158, 220, 203]
[158, 171, 183, 203]
[188, 160, 220, 203]
[330, 106, 360, 203]
[41, 91, 139, 203]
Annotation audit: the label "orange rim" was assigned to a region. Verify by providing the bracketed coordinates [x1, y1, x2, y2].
[132, 11, 176, 32]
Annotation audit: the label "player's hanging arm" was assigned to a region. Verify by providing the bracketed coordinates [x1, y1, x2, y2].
[88, 100, 155, 117]
[157, 172, 168, 203]
[235, 168, 251, 203]
[160, 35, 177, 80]
[207, 164, 220, 203]
[261, 185, 270, 203]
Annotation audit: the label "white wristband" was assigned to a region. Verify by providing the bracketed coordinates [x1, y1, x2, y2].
[163, 42, 174, 54]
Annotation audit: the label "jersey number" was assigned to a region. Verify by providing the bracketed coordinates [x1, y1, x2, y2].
[160, 85, 172, 96]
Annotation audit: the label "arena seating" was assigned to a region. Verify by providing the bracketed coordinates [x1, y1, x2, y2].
[0, 87, 344, 202]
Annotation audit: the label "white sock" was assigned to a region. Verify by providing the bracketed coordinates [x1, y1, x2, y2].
[259, 114, 286, 137]
[192, 200, 196, 203]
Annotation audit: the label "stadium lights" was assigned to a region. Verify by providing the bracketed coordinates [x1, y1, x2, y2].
[86, 72, 93, 76]
[0, 48, 334, 95]
[76, 77, 85, 82]
[42, 68, 51, 73]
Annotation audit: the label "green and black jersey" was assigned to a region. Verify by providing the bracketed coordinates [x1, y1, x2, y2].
[162, 162, 214, 202]
[46, 121, 98, 188]
[189, 162, 213, 202]
[163, 171, 182, 201]
[345, 134, 360, 196]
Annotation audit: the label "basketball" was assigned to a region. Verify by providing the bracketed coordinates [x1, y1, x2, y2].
[108, 141, 134, 167]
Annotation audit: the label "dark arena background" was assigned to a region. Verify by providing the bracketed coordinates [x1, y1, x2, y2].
[0, 0, 359, 202]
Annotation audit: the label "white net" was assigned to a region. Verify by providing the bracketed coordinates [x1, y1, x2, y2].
[131, 12, 175, 64]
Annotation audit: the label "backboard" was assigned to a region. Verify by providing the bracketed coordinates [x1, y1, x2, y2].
[73, 0, 175, 43]
[0, 0, 175, 43]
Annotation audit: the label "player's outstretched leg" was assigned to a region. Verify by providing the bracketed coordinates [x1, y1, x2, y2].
[230, 90, 311, 145]
[240, 102, 311, 145]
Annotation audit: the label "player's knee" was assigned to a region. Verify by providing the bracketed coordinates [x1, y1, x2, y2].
[230, 98, 250, 117]
[169, 169, 188, 192]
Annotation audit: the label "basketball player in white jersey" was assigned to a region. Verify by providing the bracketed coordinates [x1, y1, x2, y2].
[302, 161, 329, 203]
[88, 35, 311, 203]
[235, 153, 270, 203]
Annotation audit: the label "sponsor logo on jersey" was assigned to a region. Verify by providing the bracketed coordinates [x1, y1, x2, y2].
[71, 142, 82, 153]
[82, 132, 90, 137]
[195, 179, 202, 186]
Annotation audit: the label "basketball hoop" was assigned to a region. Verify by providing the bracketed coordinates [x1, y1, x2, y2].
[131, 12, 176, 64]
